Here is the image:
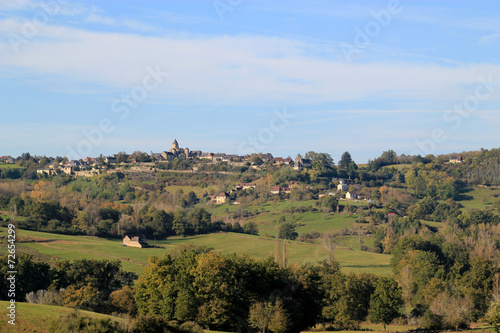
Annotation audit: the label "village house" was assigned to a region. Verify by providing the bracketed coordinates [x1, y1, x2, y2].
[273, 157, 292, 166]
[449, 156, 464, 163]
[150, 152, 162, 161]
[261, 153, 274, 161]
[37, 168, 55, 176]
[83, 157, 96, 166]
[221, 154, 239, 162]
[105, 156, 117, 164]
[240, 183, 256, 190]
[200, 152, 214, 161]
[160, 151, 175, 161]
[212, 153, 226, 161]
[122, 235, 148, 248]
[337, 183, 349, 191]
[227, 154, 240, 161]
[346, 191, 358, 200]
[293, 155, 311, 171]
[281, 187, 291, 194]
[59, 160, 87, 175]
[270, 186, 291, 195]
[215, 192, 229, 204]
[190, 150, 203, 159]
[270, 186, 281, 194]
[0, 156, 14, 164]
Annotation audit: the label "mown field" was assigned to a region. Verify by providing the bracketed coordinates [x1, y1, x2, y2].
[211, 198, 367, 235]
[0, 301, 127, 333]
[458, 185, 500, 210]
[0, 227, 392, 276]
[0, 164, 23, 169]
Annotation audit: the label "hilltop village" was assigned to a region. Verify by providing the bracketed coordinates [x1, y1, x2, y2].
[32, 139, 302, 176]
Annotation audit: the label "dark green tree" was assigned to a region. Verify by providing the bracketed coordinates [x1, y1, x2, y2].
[173, 210, 186, 236]
[368, 277, 402, 331]
[278, 222, 298, 240]
[339, 151, 353, 170]
[243, 222, 259, 235]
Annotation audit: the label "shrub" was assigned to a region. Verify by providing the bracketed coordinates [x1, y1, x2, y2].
[48, 311, 125, 333]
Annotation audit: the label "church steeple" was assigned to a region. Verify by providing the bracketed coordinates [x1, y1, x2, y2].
[172, 139, 179, 149]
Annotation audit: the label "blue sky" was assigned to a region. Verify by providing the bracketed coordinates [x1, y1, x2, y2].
[1, 0, 499, 163]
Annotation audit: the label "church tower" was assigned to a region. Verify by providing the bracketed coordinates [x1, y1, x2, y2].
[172, 139, 179, 150]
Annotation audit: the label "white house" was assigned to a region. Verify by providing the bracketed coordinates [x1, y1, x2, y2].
[215, 192, 229, 204]
[337, 183, 348, 191]
[346, 191, 358, 200]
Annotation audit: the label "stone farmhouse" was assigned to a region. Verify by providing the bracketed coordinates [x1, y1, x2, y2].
[215, 192, 229, 204]
[123, 235, 148, 248]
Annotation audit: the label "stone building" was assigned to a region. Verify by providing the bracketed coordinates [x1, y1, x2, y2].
[160, 139, 202, 161]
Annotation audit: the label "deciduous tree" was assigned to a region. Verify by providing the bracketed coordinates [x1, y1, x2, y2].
[368, 277, 402, 331]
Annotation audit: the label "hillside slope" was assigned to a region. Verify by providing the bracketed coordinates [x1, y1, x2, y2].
[0, 301, 127, 333]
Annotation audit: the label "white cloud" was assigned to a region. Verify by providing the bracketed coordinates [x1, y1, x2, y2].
[1, 19, 500, 107]
[0, 0, 37, 11]
[86, 13, 115, 25]
[0, 0, 86, 16]
[479, 32, 500, 44]
[85, 13, 157, 32]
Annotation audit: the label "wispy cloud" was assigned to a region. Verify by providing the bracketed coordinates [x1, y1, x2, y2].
[479, 32, 500, 44]
[0, 0, 37, 12]
[85, 13, 157, 32]
[1, 20, 499, 107]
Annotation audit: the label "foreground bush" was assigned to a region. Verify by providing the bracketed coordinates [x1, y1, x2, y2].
[48, 311, 125, 333]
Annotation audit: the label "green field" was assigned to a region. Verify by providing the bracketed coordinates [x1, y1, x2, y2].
[0, 301, 127, 333]
[421, 220, 444, 229]
[458, 186, 500, 210]
[243, 211, 358, 235]
[162, 184, 220, 196]
[0, 164, 23, 169]
[211, 199, 366, 236]
[381, 164, 412, 171]
[0, 227, 392, 276]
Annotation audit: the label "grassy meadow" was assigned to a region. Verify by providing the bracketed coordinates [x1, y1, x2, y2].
[457, 185, 500, 210]
[0, 164, 23, 169]
[211, 198, 367, 235]
[0, 301, 127, 333]
[0, 226, 391, 276]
